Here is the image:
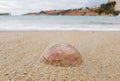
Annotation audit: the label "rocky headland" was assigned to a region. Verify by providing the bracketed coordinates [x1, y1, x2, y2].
[24, 8, 104, 16]
[24, 1, 119, 16]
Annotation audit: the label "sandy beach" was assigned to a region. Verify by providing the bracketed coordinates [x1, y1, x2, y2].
[0, 31, 120, 81]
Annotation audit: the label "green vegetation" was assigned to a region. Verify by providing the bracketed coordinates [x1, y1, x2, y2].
[85, 7, 90, 10]
[95, 1, 116, 15]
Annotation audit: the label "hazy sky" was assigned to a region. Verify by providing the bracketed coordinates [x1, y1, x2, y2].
[0, 0, 108, 15]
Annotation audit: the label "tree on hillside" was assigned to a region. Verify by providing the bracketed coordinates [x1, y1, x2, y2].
[95, 1, 116, 15]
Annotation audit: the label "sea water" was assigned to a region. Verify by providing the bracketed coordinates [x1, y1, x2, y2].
[0, 16, 120, 31]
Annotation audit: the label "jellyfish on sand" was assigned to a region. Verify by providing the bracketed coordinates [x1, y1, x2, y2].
[41, 43, 82, 66]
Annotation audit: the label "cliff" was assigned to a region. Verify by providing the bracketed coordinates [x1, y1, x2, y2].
[24, 8, 101, 16]
[24, 1, 118, 16]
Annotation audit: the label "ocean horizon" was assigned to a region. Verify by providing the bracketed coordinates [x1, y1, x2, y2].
[0, 15, 120, 31]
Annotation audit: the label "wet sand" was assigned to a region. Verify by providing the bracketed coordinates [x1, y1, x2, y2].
[0, 31, 120, 81]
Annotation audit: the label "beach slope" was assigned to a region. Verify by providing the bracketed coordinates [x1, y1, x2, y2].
[0, 32, 120, 81]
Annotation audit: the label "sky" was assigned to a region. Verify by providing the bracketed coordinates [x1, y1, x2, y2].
[0, 0, 108, 15]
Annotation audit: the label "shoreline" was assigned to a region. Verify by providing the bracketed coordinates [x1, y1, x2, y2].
[0, 29, 120, 31]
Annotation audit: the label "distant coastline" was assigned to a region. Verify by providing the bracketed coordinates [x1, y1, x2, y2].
[24, 1, 120, 16]
[24, 8, 101, 16]
[0, 1, 119, 16]
[0, 13, 11, 16]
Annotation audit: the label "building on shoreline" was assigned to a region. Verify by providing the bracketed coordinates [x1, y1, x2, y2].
[109, 0, 120, 11]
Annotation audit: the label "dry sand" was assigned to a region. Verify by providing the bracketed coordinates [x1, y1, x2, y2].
[0, 31, 120, 81]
